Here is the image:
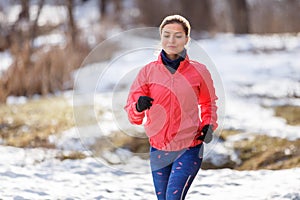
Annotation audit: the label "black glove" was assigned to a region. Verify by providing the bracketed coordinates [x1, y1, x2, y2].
[197, 125, 213, 143]
[136, 96, 154, 112]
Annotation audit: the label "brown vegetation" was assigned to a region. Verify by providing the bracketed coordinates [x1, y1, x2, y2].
[91, 131, 150, 162]
[0, 44, 88, 102]
[56, 151, 87, 161]
[234, 135, 300, 170]
[0, 97, 74, 148]
[274, 105, 300, 126]
[0, 0, 89, 103]
[219, 126, 300, 171]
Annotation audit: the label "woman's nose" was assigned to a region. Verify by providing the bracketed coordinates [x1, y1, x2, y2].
[169, 35, 175, 43]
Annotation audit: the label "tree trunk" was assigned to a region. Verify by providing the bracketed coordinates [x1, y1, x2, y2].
[180, 0, 215, 33]
[18, 0, 29, 21]
[66, 0, 77, 46]
[30, 0, 45, 53]
[99, 0, 107, 19]
[228, 0, 249, 33]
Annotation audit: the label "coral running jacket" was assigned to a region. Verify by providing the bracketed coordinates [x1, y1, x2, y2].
[124, 54, 218, 151]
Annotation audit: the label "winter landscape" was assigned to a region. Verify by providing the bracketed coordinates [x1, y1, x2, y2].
[1, 1, 300, 199]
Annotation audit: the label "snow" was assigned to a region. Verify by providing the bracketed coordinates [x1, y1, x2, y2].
[197, 34, 300, 140]
[0, 145, 299, 199]
[1, 3, 65, 26]
[33, 33, 66, 48]
[2, 4, 21, 25]
[73, 0, 100, 29]
[0, 50, 13, 75]
[6, 95, 28, 105]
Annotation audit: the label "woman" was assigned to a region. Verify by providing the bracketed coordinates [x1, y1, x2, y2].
[124, 15, 218, 200]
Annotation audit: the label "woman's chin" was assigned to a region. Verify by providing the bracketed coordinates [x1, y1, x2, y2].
[165, 50, 180, 56]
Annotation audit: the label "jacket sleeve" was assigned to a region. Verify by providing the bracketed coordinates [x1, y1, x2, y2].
[198, 66, 218, 130]
[124, 67, 150, 125]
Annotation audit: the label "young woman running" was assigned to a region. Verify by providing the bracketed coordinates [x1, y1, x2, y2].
[125, 15, 218, 200]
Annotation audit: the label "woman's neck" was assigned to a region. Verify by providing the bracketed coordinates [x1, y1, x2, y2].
[166, 53, 179, 60]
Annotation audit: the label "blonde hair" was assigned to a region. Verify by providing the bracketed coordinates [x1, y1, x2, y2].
[159, 15, 191, 37]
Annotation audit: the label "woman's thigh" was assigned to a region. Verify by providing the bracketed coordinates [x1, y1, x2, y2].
[166, 145, 203, 199]
[150, 147, 182, 199]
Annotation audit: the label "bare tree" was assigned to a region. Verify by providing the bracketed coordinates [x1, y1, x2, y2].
[135, 0, 215, 34]
[30, 0, 45, 54]
[66, 0, 77, 46]
[180, 0, 215, 33]
[98, 0, 122, 23]
[99, 0, 107, 19]
[18, 0, 29, 22]
[228, 0, 249, 33]
[135, 0, 172, 27]
[248, 0, 300, 33]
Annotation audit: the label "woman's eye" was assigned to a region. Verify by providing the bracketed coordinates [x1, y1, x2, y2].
[163, 35, 170, 38]
[176, 36, 183, 39]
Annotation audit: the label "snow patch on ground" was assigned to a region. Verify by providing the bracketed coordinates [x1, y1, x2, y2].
[0, 145, 299, 199]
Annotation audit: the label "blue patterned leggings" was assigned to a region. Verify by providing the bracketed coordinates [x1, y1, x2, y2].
[150, 144, 203, 200]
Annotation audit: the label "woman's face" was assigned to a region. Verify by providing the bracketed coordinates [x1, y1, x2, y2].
[161, 23, 189, 59]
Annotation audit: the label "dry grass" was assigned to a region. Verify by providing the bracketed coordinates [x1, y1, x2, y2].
[274, 105, 300, 125]
[0, 44, 89, 102]
[55, 151, 87, 161]
[219, 105, 300, 170]
[0, 96, 74, 148]
[91, 130, 150, 159]
[219, 129, 241, 141]
[234, 135, 300, 170]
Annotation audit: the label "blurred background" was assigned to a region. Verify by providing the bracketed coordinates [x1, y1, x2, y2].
[0, 0, 300, 199]
[1, 0, 300, 101]
[0, 0, 300, 170]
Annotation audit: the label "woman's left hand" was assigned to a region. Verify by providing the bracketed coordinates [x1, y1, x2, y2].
[197, 125, 213, 143]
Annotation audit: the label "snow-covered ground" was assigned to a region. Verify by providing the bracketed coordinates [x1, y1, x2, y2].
[198, 34, 300, 140]
[0, 145, 300, 200]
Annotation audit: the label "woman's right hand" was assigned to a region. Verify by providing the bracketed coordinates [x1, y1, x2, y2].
[136, 96, 154, 112]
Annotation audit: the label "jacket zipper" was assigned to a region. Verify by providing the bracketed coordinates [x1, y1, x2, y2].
[170, 75, 174, 140]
